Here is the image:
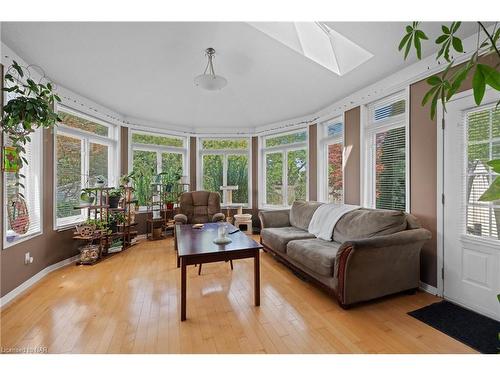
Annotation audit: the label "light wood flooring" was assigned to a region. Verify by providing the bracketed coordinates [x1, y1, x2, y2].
[0, 236, 475, 354]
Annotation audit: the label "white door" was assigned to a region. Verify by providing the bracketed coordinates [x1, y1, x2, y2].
[441, 88, 500, 321]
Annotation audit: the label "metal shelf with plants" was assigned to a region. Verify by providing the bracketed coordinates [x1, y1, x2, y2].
[73, 184, 139, 265]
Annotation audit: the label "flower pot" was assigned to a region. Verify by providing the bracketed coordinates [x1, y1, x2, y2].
[108, 196, 120, 208]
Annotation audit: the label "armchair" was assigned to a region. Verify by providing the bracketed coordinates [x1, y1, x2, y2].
[173, 191, 225, 224]
[173, 191, 229, 274]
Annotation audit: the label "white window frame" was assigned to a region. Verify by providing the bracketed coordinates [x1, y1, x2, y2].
[54, 105, 119, 229]
[197, 137, 252, 208]
[260, 128, 309, 209]
[129, 129, 189, 210]
[362, 89, 410, 211]
[3, 127, 44, 248]
[318, 115, 345, 203]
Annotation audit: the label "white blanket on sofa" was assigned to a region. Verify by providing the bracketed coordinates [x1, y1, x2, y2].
[308, 203, 360, 241]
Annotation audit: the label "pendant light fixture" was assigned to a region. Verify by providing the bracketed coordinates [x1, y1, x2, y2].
[194, 47, 227, 91]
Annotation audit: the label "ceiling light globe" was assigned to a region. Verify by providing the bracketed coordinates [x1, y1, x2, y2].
[194, 74, 227, 91]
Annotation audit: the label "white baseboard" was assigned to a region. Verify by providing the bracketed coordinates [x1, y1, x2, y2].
[419, 281, 440, 296]
[0, 254, 79, 309]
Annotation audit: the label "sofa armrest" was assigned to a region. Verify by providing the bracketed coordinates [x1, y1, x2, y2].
[258, 209, 291, 229]
[212, 212, 225, 222]
[173, 213, 188, 224]
[334, 228, 431, 306]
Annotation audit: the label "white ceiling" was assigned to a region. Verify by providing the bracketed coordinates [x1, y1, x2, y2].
[1, 22, 480, 131]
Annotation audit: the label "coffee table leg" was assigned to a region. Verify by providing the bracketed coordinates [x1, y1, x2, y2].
[254, 249, 260, 306]
[181, 257, 187, 321]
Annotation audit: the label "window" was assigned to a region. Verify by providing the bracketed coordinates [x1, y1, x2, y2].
[130, 131, 187, 207]
[55, 107, 117, 228]
[319, 117, 344, 203]
[363, 92, 408, 211]
[465, 106, 499, 239]
[199, 138, 250, 206]
[262, 129, 308, 207]
[3, 127, 43, 247]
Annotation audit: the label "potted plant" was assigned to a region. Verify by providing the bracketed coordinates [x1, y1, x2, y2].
[2, 60, 61, 174]
[120, 171, 135, 187]
[79, 188, 95, 206]
[107, 188, 122, 208]
[95, 175, 106, 188]
[109, 212, 125, 233]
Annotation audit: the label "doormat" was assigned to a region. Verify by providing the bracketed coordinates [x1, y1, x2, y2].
[408, 300, 500, 354]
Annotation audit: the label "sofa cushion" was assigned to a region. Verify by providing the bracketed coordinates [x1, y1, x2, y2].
[287, 239, 340, 277]
[289, 201, 323, 231]
[333, 208, 407, 243]
[261, 227, 315, 254]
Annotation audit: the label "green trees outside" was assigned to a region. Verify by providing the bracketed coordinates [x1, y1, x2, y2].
[327, 143, 343, 203]
[200, 139, 249, 204]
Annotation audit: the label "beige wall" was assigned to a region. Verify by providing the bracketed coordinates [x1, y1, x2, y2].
[308, 124, 318, 201]
[343, 107, 361, 205]
[1, 128, 81, 297]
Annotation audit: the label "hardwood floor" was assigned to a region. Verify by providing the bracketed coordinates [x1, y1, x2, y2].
[0, 236, 475, 354]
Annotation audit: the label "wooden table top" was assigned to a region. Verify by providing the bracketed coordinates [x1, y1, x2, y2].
[176, 222, 262, 257]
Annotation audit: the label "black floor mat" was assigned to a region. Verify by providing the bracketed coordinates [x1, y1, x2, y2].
[408, 300, 500, 354]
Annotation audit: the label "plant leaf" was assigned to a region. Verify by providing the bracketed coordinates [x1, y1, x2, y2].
[398, 33, 411, 51]
[442, 25, 450, 34]
[452, 21, 461, 33]
[436, 34, 448, 44]
[486, 159, 500, 174]
[478, 176, 500, 202]
[414, 35, 422, 59]
[452, 37, 464, 52]
[404, 34, 413, 59]
[422, 85, 440, 106]
[472, 66, 485, 105]
[478, 64, 500, 90]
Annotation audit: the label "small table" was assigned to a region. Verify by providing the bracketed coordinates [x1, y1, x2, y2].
[175, 222, 263, 321]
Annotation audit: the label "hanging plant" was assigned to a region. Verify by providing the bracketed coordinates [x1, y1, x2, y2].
[2, 60, 61, 174]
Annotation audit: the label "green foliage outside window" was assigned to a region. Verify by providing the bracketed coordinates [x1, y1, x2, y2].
[202, 154, 223, 194]
[265, 131, 307, 148]
[132, 133, 183, 147]
[202, 139, 248, 149]
[59, 111, 108, 136]
[265, 153, 283, 206]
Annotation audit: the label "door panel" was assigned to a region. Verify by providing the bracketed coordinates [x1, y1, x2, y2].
[442, 89, 500, 321]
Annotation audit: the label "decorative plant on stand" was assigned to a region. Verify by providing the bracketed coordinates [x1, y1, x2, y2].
[2, 60, 61, 234]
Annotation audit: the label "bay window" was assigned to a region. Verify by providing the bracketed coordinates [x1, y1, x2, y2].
[261, 129, 308, 208]
[55, 107, 118, 228]
[130, 130, 187, 207]
[363, 91, 408, 211]
[319, 117, 344, 203]
[199, 138, 250, 206]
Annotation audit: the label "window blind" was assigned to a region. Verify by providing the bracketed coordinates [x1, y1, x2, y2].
[4, 128, 43, 245]
[465, 106, 499, 239]
[365, 92, 407, 211]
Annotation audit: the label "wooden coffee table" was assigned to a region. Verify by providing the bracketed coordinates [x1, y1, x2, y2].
[175, 222, 263, 321]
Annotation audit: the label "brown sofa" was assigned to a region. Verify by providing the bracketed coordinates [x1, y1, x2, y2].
[173, 191, 225, 224]
[259, 201, 431, 308]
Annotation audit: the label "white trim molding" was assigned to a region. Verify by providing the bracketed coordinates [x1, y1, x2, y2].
[0, 254, 79, 309]
[419, 281, 440, 296]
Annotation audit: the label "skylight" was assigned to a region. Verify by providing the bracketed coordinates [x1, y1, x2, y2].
[248, 22, 373, 75]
